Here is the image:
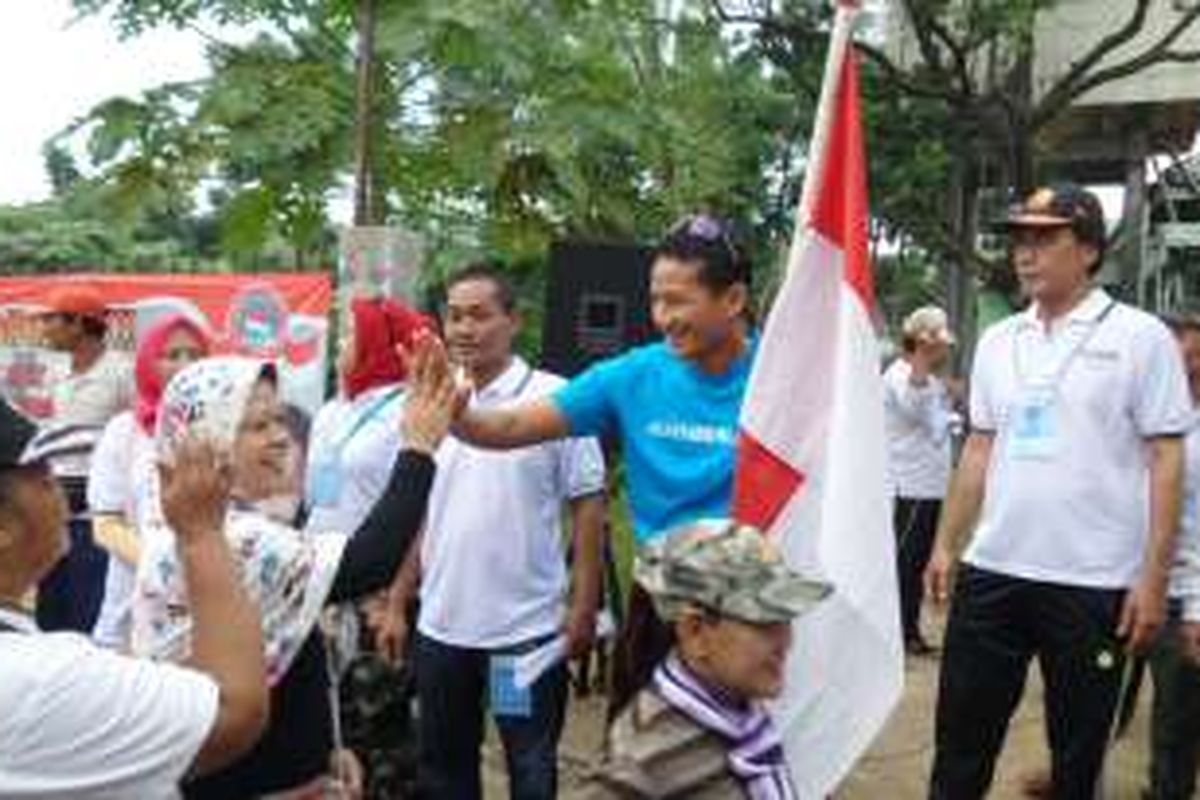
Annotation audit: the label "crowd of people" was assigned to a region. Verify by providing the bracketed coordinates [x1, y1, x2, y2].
[4, 184, 1200, 799]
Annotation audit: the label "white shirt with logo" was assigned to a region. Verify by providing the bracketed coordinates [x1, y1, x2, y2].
[965, 289, 1192, 588]
[418, 357, 606, 649]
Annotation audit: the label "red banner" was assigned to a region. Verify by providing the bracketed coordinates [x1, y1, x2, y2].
[0, 273, 332, 419]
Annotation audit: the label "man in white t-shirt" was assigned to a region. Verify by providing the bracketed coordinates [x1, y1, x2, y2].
[884, 305, 960, 655]
[35, 284, 135, 633]
[0, 397, 268, 798]
[378, 264, 606, 800]
[924, 184, 1192, 799]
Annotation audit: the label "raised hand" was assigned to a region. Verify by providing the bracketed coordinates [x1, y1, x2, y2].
[400, 332, 460, 454]
[158, 437, 231, 543]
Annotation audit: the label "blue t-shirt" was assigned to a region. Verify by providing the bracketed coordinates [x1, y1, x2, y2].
[553, 340, 754, 543]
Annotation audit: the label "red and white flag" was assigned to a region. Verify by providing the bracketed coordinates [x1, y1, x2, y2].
[732, 2, 902, 796]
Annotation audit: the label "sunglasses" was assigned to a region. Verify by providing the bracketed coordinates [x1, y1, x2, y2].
[670, 214, 739, 264]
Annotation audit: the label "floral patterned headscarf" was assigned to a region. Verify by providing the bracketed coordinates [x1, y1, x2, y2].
[133, 356, 347, 685]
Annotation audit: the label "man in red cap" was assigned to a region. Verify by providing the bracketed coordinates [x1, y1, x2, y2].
[34, 283, 134, 632]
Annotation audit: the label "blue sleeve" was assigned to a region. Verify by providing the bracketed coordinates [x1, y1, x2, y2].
[552, 356, 627, 438]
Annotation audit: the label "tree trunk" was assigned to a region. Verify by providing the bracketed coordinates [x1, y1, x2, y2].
[352, 0, 378, 226]
[946, 148, 980, 378]
[1120, 123, 1149, 303]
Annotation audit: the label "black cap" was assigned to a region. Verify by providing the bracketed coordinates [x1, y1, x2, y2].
[1005, 183, 1107, 251]
[0, 398, 37, 470]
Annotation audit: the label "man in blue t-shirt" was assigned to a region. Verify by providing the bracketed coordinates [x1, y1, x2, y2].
[439, 214, 755, 717]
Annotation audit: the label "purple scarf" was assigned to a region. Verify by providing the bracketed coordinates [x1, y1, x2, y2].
[653, 653, 796, 800]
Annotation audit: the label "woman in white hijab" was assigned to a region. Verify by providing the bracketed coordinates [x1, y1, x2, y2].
[132, 337, 456, 799]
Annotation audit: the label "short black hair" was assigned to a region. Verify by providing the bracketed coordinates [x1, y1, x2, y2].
[654, 215, 752, 294]
[445, 261, 518, 314]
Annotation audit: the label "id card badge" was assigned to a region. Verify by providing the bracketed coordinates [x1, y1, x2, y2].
[489, 655, 532, 718]
[1008, 385, 1060, 461]
[310, 460, 344, 508]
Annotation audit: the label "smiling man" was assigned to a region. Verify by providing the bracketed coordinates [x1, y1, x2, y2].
[381, 264, 606, 800]
[924, 184, 1192, 799]
[432, 215, 755, 717]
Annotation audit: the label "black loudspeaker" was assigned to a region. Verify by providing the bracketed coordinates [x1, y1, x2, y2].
[541, 241, 657, 377]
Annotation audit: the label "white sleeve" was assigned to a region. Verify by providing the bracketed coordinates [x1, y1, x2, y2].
[1132, 317, 1193, 437]
[884, 361, 950, 441]
[0, 634, 218, 798]
[968, 328, 1001, 433]
[87, 413, 134, 513]
[558, 435, 606, 500]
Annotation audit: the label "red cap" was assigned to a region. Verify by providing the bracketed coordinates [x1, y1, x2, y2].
[42, 285, 107, 319]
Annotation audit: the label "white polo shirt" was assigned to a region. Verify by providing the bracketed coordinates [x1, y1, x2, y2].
[0, 610, 218, 799]
[883, 357, 955, 499]
[964, 289, 1192, 588]
[418, 357, 606, 649]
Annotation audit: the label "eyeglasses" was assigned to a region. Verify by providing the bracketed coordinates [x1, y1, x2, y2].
[670, 214, 739, 264]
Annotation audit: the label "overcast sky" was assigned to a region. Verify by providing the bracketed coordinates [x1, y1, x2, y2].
[0, 1, 213, 206]
[0, 1, 1149, 222]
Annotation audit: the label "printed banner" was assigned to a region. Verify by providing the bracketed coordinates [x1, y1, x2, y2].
[0, 273, 332, 420]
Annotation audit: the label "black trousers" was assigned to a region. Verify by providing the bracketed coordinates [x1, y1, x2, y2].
[607, 584, 673, 723]
[929, 565, 1126, 800]
[1148, 609, 1200, 800]
[894, 496, 941, 642]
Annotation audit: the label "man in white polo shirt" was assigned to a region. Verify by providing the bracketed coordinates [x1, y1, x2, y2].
[884, 305, 960, 655]
[379, 264, 606, 800]
[924, 183, 1192, 799]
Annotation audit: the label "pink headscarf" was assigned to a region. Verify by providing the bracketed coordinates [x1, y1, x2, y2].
[135, 314, 212, 434]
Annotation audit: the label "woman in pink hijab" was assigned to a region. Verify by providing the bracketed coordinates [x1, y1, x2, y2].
[88, 313, 211, 650]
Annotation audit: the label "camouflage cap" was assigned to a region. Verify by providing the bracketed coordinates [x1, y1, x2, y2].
[635, 519, 833, 625]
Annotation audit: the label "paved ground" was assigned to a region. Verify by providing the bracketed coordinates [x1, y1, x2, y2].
[481, 612, 1159, 798]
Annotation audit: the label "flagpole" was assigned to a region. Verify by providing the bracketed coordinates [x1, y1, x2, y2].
[797, 1, 861, 228]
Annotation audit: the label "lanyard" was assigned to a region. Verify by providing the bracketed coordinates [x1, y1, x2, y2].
[1012, 299, 1117, 393]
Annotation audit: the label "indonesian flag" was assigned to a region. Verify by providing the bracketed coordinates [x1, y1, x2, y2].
[732, 3, 903, 796]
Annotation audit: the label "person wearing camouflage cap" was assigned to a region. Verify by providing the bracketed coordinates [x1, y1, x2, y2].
[587, 519, 830, 799]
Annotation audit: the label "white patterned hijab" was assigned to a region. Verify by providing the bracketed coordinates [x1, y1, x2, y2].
[132, 356, 347, 685]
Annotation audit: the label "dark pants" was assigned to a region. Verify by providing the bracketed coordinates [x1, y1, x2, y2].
[894, 497, 941, 643]
[1148, 610, 1200, 800]
[35, 516, 108, 633]
[415, 632, 567, 800]
[929, 565, 1126, 800]
[608, 583, 673, 723]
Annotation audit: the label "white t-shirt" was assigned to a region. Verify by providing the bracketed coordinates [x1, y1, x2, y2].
[304, 383, 404, 536]
[47, 350, 134, 477]
[883, 357, 955, 499]
[88, 411, 161, 649]
[964, 289, 1193, 588]
[418, 357, 606, 649]
[0, 614, 217, 799]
